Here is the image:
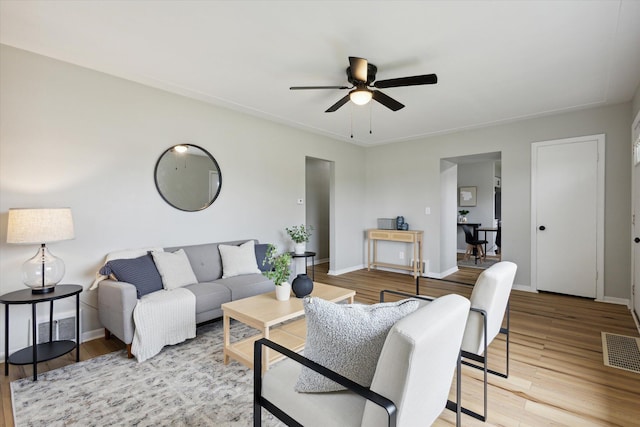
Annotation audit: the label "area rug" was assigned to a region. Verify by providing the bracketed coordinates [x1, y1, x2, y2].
[457, 258, 498, 269]
[11, 321, 285, 426]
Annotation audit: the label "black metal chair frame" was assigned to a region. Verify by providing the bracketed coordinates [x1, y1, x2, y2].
[254, 338, 401, 427]
[461, 224, 488, 264]
[380, 289, 510, 423]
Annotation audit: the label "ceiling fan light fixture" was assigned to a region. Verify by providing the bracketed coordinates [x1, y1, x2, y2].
[349, 88, 372, 106]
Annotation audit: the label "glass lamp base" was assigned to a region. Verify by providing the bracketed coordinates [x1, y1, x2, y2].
[22, 245, 65, 294]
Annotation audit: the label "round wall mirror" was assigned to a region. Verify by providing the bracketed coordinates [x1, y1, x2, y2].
[154, 144, 222, 211]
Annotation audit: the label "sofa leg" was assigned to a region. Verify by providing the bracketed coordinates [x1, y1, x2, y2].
[104, 328, 111, 340]
[127, 344, 133, 359]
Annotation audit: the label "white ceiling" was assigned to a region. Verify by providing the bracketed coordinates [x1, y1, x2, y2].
[1, 1, 640, 146]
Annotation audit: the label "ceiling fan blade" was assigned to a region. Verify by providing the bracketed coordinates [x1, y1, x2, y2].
[373, 73, 438, 88]
[290, 85, 350, 90]
[325, 94, 351, 113]
[372, 90, 405, 111]
[349, 56, 368, 82]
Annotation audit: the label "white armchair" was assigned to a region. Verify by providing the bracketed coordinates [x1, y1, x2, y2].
[381, 260, 517, 422]
[253, 293, 471, 427]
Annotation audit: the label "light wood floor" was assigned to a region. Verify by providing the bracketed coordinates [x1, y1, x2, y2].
[2, 264, 639, 426]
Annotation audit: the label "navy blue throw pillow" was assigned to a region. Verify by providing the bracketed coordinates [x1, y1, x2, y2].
[254, 243, 274, 272]
[99, 253, 163, 298]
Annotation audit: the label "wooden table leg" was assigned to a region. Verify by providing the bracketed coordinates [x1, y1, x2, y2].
[223, 314, 230, 365]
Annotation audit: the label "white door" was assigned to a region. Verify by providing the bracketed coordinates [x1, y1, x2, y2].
[532, 135, 604, 298]
[633, 146, 640, 320]
[632, 111, 640, 320]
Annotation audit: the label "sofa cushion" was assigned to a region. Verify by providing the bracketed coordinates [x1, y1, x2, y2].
[255, 243, 274, 272]
[151, 249, 198, 290]
[295, 297, 420, 393]
[167, 240, 255, 283]
[184, 282, 232, 316]
[219, 240, 261, 279]
[215, 273, 274, 300]
[99, 253, 163, 299]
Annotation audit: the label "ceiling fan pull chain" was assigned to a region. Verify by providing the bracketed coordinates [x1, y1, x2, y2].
[369, 102, 373, 134]
[350, 105, 354, 139]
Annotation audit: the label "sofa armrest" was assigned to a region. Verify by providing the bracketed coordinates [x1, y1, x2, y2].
[97, 279, 138, 344]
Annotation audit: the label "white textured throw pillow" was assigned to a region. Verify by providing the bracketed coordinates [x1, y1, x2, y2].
[219, 240, 261, 279]
[151, 249, 198, 290]
[295, 297, 420, 393]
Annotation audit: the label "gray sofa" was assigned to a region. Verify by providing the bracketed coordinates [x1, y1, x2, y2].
[98, 239, 274, 357]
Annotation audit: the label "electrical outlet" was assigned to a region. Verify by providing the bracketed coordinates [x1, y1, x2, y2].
[399, 252, 404, 260]
[425, 207, 431, 215]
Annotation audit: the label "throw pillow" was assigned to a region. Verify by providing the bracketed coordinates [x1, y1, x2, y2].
[99, 253, 164, 299]
[295, 297, 420, 393]
[254, 243, 274, 272]
[151, 249, 198, 290]
[219, 240, 261, 279]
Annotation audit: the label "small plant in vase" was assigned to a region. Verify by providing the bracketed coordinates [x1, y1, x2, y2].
[262, 244, 292, 301]
[285, 224, 313, 254]
[458, 210, 470, 223]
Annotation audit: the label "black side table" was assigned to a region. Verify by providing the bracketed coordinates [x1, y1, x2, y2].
[289, 251, 317, 281]
[1, 284, 82, 381]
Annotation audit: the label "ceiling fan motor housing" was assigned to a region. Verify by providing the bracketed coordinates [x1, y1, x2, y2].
[347, 63, 378, 85]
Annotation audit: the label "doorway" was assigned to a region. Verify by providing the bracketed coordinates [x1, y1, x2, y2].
[531, 134, 604, 299]
[442, 152, 502, 271]
[305, 157, 332, 271]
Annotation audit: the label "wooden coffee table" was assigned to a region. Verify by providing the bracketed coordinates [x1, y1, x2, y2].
[221, 282, 355, 371]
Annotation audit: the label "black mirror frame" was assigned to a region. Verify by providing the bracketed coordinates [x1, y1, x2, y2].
[154, 144, 222, 212]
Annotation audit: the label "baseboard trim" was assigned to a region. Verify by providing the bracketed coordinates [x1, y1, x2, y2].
[425, 266, 459, 279]
[598, 296, 630, 308]
[328, 264, 364, 276]
[82, 328, 105, 343]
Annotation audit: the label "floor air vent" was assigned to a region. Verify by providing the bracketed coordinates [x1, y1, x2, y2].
[601, 332, 640, 374]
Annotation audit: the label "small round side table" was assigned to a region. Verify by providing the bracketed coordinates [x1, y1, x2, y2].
[289, 251, 316, 281]
[0, 284, 82, 381]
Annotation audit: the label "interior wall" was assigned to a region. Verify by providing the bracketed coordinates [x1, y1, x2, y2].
[0, 45, 366, 352]
[365, 102, 632, 299]
[439, 160, 458, 274]
[305, 157, 330, 263]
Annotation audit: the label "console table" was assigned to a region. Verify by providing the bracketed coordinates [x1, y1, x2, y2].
[1, 284, 82, 381]
[367, 229, 424, 279]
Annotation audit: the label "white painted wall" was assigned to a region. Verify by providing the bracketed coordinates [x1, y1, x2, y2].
[365, 102, 632, 298]
[0, 45, 366, 352]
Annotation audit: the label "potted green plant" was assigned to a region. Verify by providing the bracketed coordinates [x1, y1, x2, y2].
[458, 210, 469, 223]
[262, 244, 292, 300]
[285, 224, 313, 254]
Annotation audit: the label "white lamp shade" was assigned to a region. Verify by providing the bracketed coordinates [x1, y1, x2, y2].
[7, 208, 75, 244]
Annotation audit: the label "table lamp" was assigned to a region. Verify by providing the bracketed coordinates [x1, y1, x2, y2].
[6, 208, 75, 294]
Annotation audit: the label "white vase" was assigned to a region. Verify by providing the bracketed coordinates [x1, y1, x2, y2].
[275, 282, 291, 301]
[294, 242, 306, 255]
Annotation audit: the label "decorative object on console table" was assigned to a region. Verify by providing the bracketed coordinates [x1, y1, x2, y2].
[458, 209, 469, 223]
[396, 216, 404, 230]
[262, 244, 292, 301]
[285, 224, 313, 254]
[6, 208, 75, 294]
[291, 273, 313, 298]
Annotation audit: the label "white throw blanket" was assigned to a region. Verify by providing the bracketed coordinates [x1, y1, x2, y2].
[131, 288, 196, 363]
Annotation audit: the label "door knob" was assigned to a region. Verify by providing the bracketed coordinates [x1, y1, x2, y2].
[539, 225, 546, 231]
[635, 237, 640, 243]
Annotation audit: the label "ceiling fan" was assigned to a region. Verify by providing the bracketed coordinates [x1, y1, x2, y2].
[290, 56, 437, 113]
